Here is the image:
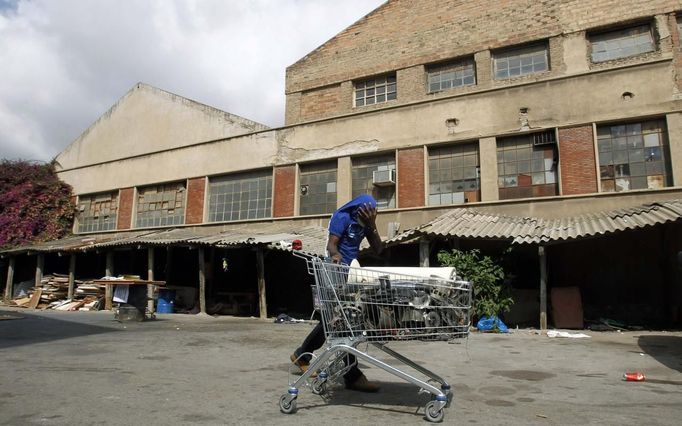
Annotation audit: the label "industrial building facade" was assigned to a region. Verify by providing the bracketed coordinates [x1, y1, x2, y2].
[4, 0, 682, 326]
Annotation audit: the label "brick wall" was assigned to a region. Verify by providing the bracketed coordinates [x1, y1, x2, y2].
[185, 177, 206, 224]
[397, 147, 425, 208]
[558, 125, 598, 195]
[285, 0, 679, 123]
[117, 187, 134, 230]
[299, 84, 344, 123]
[273, 165, 296, 217]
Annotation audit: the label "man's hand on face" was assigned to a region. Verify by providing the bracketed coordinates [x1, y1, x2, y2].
[358, 203, 378, 230]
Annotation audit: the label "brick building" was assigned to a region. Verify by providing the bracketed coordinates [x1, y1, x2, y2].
[4, 0, 682, 327]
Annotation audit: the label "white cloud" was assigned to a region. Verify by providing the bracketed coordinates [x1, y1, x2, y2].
[0, 0, 384, 161]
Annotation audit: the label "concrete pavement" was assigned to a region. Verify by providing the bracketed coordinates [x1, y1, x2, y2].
[1, 307, 681, 425]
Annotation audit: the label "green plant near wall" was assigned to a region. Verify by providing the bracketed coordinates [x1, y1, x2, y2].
[437, 248, 513, 319]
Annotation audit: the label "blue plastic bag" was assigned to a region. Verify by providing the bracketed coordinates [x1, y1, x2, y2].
[476, 315, 509, 333]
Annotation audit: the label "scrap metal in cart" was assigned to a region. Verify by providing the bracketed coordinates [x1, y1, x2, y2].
[281, 254, 473, 423]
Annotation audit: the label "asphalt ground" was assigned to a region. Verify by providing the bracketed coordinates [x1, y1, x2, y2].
[1, 307, 681, 425]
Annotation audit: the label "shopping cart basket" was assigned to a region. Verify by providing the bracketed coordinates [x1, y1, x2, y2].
[280, 254, 472, 423]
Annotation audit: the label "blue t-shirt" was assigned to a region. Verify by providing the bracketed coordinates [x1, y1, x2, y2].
[329, 215, 365, 265]
[328, 194, 377, 265]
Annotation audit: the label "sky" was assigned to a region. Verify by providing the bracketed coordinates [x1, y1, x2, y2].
[0, 0, 385, 161]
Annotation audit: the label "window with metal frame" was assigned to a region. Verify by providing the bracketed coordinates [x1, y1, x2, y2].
[299, 161, 338, 215]
[351, 154, 396, 209]
[493, 43, 548, 79]
[208, 170, 272, 222]
[427, 58, 476, 92]
[597, 119, 671, 192]
[428, 143, 480, 205]
[354, 74, 397, 107]
[497, 131, 558, 200]
[77, 192, 118, 233]
[135, 182, 186, 228]
[590, 24, 654, 63]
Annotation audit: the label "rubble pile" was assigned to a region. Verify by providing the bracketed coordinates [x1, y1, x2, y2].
[11, 273, 106, 311]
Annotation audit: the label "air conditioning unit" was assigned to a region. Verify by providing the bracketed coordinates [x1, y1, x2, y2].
[372, 169, 396, 186]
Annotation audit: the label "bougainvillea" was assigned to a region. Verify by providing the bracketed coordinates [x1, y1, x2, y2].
[0, 160, 75, 249]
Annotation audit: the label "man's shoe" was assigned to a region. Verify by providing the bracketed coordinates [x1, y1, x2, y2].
[345, 373, 380, 393]
[290, 354, 317, 377]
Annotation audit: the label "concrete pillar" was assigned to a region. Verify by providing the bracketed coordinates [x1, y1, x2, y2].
[479, 137, 499, 201]
[105, 252, 114, 310]
[35, 254, 44, 288]
[419, 239, 430, 267]
[539, 246, 548, 331]
[256, 247, 268, 319]
[4, 257, 15, 300]
[665, 112, 682, 186]
[198, 248, 206, 314]
[337, 156, 352, 207]
[67, 254, 76, 300]
[147, 248, 155, 314]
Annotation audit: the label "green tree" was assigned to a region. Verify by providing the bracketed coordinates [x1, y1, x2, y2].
[0, 160, 75, 249]
[437, 248, 513, 319]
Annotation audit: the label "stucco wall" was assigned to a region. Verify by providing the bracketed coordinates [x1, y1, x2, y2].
[58, 61, 682, 198]
[55, 84, 268, 170]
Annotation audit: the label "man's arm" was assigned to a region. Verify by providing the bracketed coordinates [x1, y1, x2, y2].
[327, 235, 343, 263]
[358, 204, 383, 255]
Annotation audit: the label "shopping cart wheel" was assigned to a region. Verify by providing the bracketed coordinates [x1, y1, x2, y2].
[311, 378, 327, 395]
[279, 394, 297, 414]
[424, 400, 444, 423]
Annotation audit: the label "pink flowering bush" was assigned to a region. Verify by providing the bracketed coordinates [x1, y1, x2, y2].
[0, 160, 75, 249]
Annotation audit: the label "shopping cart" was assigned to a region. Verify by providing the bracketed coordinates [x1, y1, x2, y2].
[280, 254, 472, 423]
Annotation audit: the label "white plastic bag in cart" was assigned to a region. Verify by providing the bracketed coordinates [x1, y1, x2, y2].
[347, 259, 457, 283]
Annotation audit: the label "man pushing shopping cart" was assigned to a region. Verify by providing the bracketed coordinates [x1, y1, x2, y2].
[282, 194, 473, 422]
[290, 194, 384, 393]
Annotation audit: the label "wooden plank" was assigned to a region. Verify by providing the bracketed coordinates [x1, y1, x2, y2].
[28, 288, 43, 309]
[198, 248, 206, 314]
[256, 247, 267, 320]
[13, 297, 31, 307]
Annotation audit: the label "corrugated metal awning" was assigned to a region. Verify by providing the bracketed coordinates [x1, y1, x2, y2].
[386, 200, 682, 245]
[1, 223, 329, 257]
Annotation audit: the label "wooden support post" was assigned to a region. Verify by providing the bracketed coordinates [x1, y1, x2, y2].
[198, 248, 206, 314]
[35, 253, 44, 289]
[67, 254, 76, 300]
[166, 246, 173, 286]
[4, 257, 15, 300]
[256, 247, 268, 319]
[419, 239, 430, 267]
[105, 251, 114, 310]
[539, 245, 548, 331]
[147, 248, 155, 314]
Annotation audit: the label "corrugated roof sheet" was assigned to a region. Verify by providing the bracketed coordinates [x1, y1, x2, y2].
[1, 224, 329, 257]
[386, 200, 682, 245]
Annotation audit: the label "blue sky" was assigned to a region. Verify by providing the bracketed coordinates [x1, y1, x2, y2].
[0, 0, 384, 161]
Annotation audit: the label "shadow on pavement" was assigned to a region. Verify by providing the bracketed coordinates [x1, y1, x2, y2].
[301, 381, 432, 419]
[638, 335, 682, 373]
[0, 308, 122, 350]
